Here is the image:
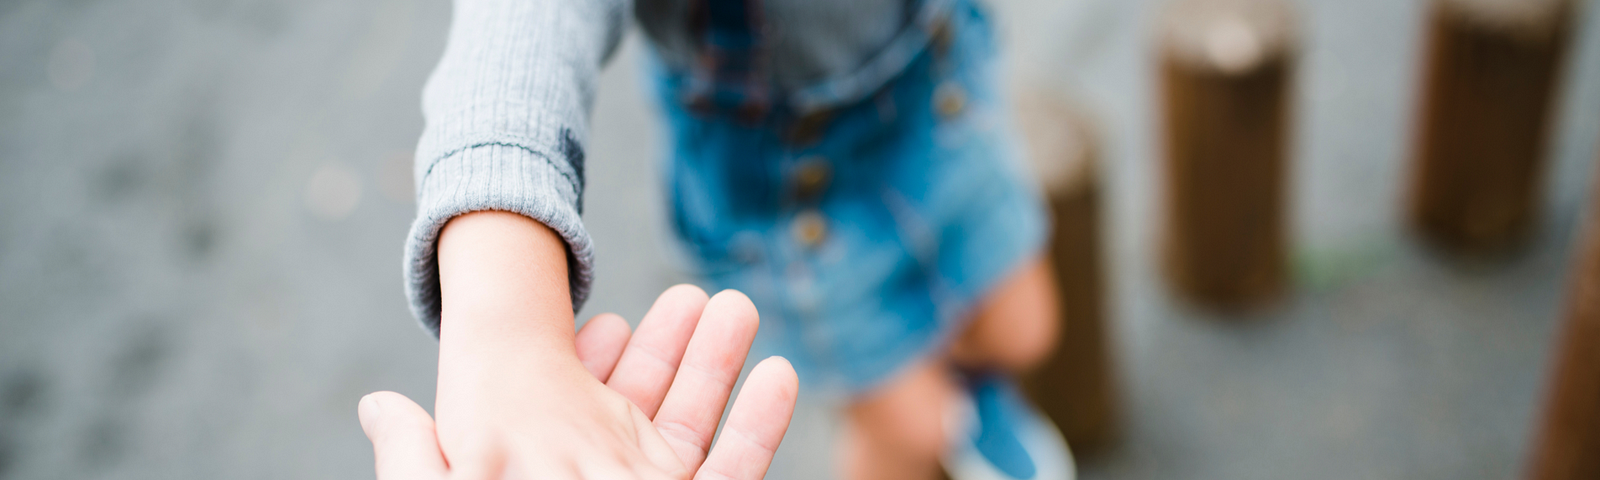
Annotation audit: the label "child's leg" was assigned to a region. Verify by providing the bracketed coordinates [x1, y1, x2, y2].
[840, 360, 959, 480]
[949, 254, 1060, 374]
[840, 256, 1059, 480]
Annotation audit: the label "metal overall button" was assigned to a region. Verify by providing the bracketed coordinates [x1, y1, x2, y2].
[934, 81, 967, 119]
[787, 109, 834, 146]
[790, 209, 829, 248]
[791, 156, 832, 203]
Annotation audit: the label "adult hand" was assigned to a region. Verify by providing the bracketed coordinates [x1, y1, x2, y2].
[358, 286, 799, 479]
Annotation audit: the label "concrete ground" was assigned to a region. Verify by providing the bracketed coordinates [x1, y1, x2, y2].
[0, 0, 1597, 479]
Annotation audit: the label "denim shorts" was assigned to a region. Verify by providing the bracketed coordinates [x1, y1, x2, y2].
[652, 2, 1049, 394]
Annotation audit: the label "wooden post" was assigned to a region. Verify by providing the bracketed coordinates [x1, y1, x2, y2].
[1157, 0, 1298, 309]
[1408, 0, 1574, 255]
[1015, 90, 1119, 453]
[1527, 154, 1600, 480]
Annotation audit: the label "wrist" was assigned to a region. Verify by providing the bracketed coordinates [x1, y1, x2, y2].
[434, 210, 580, 377]
[437, 323, 587, 392]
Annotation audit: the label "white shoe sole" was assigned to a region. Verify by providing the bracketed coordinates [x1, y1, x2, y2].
[940, 393, 1077, 480]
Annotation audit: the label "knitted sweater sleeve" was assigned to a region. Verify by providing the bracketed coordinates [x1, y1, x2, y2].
[404, 0, 628, 336]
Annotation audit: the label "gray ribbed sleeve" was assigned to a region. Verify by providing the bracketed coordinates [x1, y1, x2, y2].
[405, 0, 628, 336]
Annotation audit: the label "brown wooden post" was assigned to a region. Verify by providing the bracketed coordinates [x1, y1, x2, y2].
[1014, 90, 1119, 454]
[1408, 0, 1574, 255]
[1157, 0, 1298, 309]
[1527, 155, 1600, 480]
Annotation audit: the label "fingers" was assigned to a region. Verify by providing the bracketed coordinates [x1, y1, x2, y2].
[358, 392, 449, 480]
[695, 357, 800, 480]
[576, 313, 633, 383]
[631, 400, 691, 480]
[608, 284, 711, 417]
[445, 448, 507, 480]
[651, 290, 762, 472]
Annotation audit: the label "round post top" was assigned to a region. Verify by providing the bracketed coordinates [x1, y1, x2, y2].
[1014, 88, 1099, 195]
[1439, 0, 1572, 41]
[1158, 0, 1301, 75]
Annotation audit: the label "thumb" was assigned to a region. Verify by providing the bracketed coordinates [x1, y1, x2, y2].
[359, 391, 450, 480]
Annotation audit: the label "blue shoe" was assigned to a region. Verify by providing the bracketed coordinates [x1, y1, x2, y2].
[942, 375, 1076, 480]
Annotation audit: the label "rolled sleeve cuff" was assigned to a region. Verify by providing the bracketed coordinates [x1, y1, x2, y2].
[403, 144, 593, 337]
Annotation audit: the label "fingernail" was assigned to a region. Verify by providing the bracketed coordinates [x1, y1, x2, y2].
[358, 394, 382, 430]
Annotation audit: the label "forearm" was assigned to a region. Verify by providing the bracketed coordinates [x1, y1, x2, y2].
[435, 211, 585, 407]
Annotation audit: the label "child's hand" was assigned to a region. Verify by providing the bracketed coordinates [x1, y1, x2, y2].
[358, 212, 798, 479]
[359, 287, 798, 479]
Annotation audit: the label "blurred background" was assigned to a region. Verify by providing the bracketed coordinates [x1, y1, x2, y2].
[1, 0, 1598, 479]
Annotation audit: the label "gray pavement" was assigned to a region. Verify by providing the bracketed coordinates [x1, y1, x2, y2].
[0, 0, 1598, 479]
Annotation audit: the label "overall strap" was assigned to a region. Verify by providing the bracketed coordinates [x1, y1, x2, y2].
[687, 0, 771, 121]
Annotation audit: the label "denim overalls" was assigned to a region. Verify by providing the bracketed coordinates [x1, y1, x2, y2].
[653, 0, 1049, 394]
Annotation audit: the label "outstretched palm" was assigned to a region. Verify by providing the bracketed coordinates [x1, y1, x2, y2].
[358, 286, 799, 479]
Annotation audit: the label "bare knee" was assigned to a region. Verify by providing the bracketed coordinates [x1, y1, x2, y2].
[954, 256, 1060, 372]
[974, 307, 1057, 373]
[991, 312, 1059, 372]
[843, 363, 956, 472]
